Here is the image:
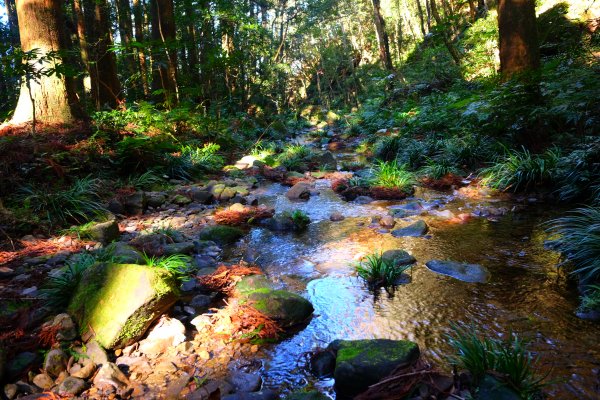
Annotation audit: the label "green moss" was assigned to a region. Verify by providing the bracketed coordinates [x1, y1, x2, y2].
[198, 225, 244, 245]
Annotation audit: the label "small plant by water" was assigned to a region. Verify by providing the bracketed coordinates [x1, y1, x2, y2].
[355, 252, 409, 288]
[578, 285, 600, 314]
[40, 253, 97, 310]
[289, 210, 310, 230]
[370, 161, 415, 191]
[447, 325, 547, 397]
[141, 253, 194, 282]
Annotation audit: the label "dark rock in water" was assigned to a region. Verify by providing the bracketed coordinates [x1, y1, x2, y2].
[328, 339, 420, 396]
[198, 225, 244, 245]
[354, 196, 374, 204]
[285, 392, 329, 400]
[263, 215, 295, 232]
[425, 260, 490, 283]
[330, 212, 345, 222]
[226, 371, 262, 392]
[247, 289, 313, 328]
[391, 220, 428, 237]
[6, 352, 39, 380]
[221, 390, 279, 400]
[379, 215, 396, 229]
[382, 249, 416, 266]
[477, 375, 521, 400]
[286, 182, 311, 201]
[309, 350, 336, 378]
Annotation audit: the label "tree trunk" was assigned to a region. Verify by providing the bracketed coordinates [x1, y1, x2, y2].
[371, 0, 393, 70]
[198, 0, 213, 103]
[11, 0, 83, 125]
[183, 0, 199, 83]
[415, 0, 427, 37]
[498, 0, 539, 79]
[116, 0, 137, 86]
[132, 0, 149, 96]
[429, 0, 461, 64]
[150, 0, 178, 106]
[5, 0, 20, 46]
[72, 0, 91, 100]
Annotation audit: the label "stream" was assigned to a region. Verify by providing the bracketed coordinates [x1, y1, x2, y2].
[222, 177, 599, 398]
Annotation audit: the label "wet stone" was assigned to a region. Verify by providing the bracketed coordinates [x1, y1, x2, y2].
[226, 371, 262, 392]
[391, 220, 429, 237]
[57, 377, 87, 396]
[425, 260, 490, 283]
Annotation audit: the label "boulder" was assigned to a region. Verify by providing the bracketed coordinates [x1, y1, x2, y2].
[146, 192, 167, 208]
[121, 191, 147, 215]
[263, 215, 296, 232]
[286, 183, 311, 201]
[233, 275, 273, 297]
[309, 350, 336, 378]
[246, 289, 313, 328]
[379, 215, 396, 229]
[226, 371, 262, 392]
[425, 260, 490, 283]
[103, 242, 144, 264]
[82, 219, 120, 245]
[82, 340, 109, 366]
[68, 263, 179, 349]
[93, 362, 130, 390]
[138, 316, 186, 356]
[310, 151, 337, 171]
[172, 194, 192, 206]
[57, 377, 87, 396]
[189, 187, 214, 204]
[50, 313, 78, 341]
[329, 339, 420, 396]
[198, 225, 244, 245]
[381, 250, 416, 266]
[43, 349, 68, 377]
[163, 242, 195, 256]
[32, 373, 54, 390]
[391, 220, 429, 237]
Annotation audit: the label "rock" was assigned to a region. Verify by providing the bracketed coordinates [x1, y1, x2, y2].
[389, 202, 423, 217]
[43, 349, 68, 377]
[329, 339, 420, 396]
[172, 194, 192, 206]
[192, 255, 217, 270]
[263, 215, 295, 231]
[0, 266, 16, 278]
[329, 212, 344, 222]
[82, 219, 120, 244]
[164, 372, 191, 399]
[147, 192, 167, 208]
[83, 340, 109, 366]
[354, 196, 374, 204]
[121, 191, 147, 215]
[93, 362, 130, 390]
[51, 313, 78, 341]
[7, 352, 38, 380]
[107, 198, 124, 215]
[391, 220, 429, 237]
[229, 202, 247, 212]
[57, 377, 87, 396]
[198, 225, 244, 245]
[226, 371, 262, 392]
[221, 390, 278, 400]
[425, 260, 490, 283]
[163, 242, 195, 255]
[68, 263, 179, 349]
[379, 215, 396, 229]
[285, 391, 329, 400]
[235, 155, 263, 170]
[431, 209, 455, 219]
[71, 362, 96, 379]
[477, 375, 520, 400]
[381, 250, 416, 266]
[103, 242, 144, 264]
[3, 383, 17, 399]
[138, 316, 186, 356]
[247, 289, 313, 328]
[190, 187, 214, 204]
[310, 151, 337, 171]
[233, 275, 272, 297]
[32, 373, 54, 390]
[190, 294, 212, 309]
[309, 350, 336, 378]
[129, 232, 169, 256]
[286, 182, 311, 201]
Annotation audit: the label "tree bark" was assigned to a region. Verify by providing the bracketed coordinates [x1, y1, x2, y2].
[415, 0, 427, 37]
[371, 0, 393, 70]
[498, 0, 540, 79]
[115, 0, 138, 84]
[183, 0, 199, 82]
[132, 0, 149, 96]
[11, 0, 83, 125]
[150, 0, 178, 106]
[429, 0, 461, 64]
[5, 0, 20, 46]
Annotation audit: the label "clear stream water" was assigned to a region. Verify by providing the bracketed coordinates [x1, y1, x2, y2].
[224, 180, 599, 399]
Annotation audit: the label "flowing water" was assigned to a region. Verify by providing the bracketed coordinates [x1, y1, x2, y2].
[224, 179, 599, 399]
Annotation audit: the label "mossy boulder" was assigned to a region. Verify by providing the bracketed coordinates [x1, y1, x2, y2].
[246, 288, 313, 328]
[328, 339, 420, 396]
[68, 263, 179, 349]
[198, 225, 244, 245]
[81, 219, 120, 245]
[233, 275, 273, 297]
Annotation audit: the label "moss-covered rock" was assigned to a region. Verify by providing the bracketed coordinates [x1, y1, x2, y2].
[198, 225, 244, 245]
[81, 219, 120, 245]
[233, 275, 273, 297]
[329, 339, 420, 396]
[246, 288, 313, 328]
[68, 263, 179, 349]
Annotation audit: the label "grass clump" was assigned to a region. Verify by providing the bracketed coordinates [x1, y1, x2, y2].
[355, 252, 409, 288]
[481, 146, 560, 192]
[166, 142, 224, 180]
[289, 209, 310, 230]
[370, 161, 415, 191]
[578, 285, 600, 314]
[40, 253, 97, 310]
[447, 325, 547, 398]
[275, 144, 313, 171]
[141, 253, 194, 282]
[19, 177, 105, 227]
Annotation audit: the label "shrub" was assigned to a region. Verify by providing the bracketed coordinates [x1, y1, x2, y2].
[166, 142, 224, 180]
[480, 146, 560, 192]
[546, 206, 600, 282]
[19, 177, 105, 227]
[40, 253, 96, 310]
[141, 253, 194, 282]
[373, 136, 403, 161]
[276, 144, 312, 170]
[447, 325, 547, 397]
[355, 252, 409, 288]
[370, 161, 415, 191]
[578, 285, 600, 313]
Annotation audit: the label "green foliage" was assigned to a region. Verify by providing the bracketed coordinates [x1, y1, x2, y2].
[370, 161, 415, 191]
[40, 253, 96, 310]
[166, 143, 225, 180]
[553, 137, 600, 202]
[141, 253, 194, 282]
[355, 252, 409, 288]
[19, 177, 105, 227]
[481, 146, 560, 192]
[121, 170, 165, 191]
[373, 136, 404, 162]
[275, 144, 313, 171]
[447, 325, 547, 397]
[578, 285, 600, 313]
[290, 209, 310, 230]
[546, 206, 600, 282]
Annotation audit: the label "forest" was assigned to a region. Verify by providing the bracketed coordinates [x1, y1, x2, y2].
[0, 0, 599, 398]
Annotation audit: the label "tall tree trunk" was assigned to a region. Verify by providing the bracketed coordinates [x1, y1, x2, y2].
[72, 0, 91, 100]
[371, 0, 393, 70]
[5, 0, 20, 46]
[132, 0, 149, 96]
[498, 0, 539, 79]
[115, 0, 137, 88]
[468, 0, 477, 21]
[150, 0, 178, 106]
[415, 0, 427, 37]
[429, 0, 461, 64]
[183, 0, 199, 83]
[11, 0, 83, 125]
[198, 0, 213, 103]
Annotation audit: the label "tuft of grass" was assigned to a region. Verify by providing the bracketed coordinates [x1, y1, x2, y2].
[166, 142, 224, 180]
[546, 206, 600, 282]
[447, 325, 547, 397]
[578, 285, 600, 313]
[141, 253, 194, 282]
[285, 209, 310, 230]
[122, 170, 165, 190]
[19, 177, 105, 227]
[370, 161, 415, 191]
[373, 136, 403, 161]
[40, 253, 96, 310]
[276, 144, 312, 170]
[419, 157, 463, 180]
[480, 146, 560, 192]
[355, 252, 410, 288]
